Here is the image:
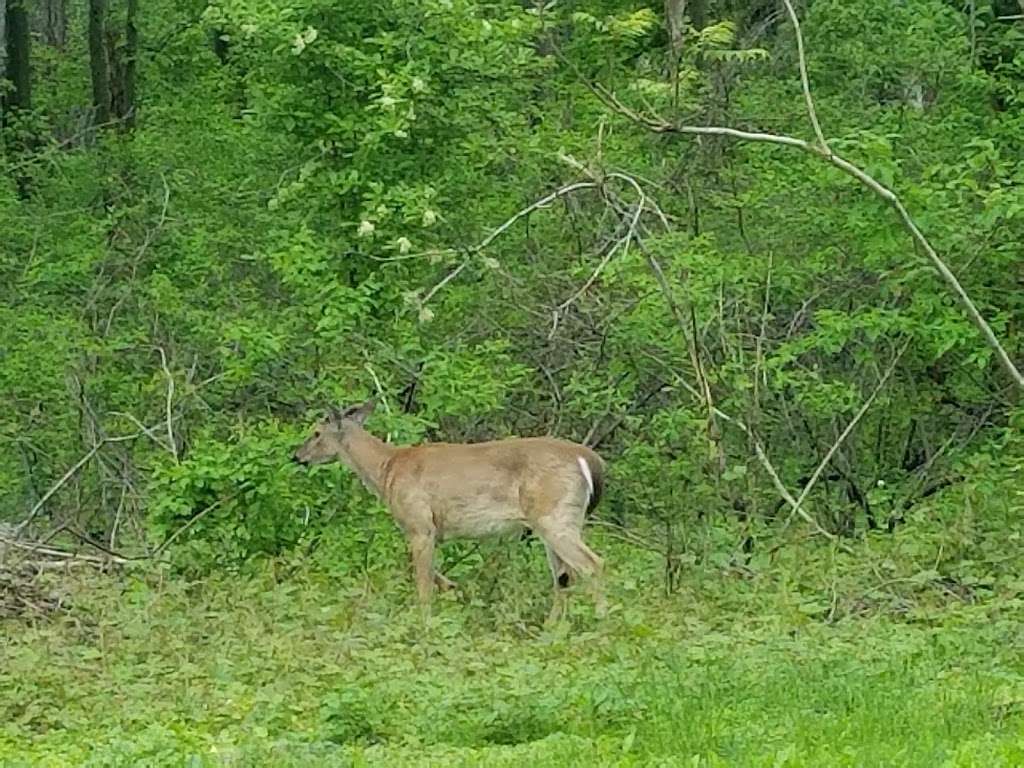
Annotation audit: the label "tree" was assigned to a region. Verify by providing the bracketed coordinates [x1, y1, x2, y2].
[89, 0, 110, 126]
[35, 0, 67, 48]
[4, 0, 31, 113]
[90, 0, 139, 131]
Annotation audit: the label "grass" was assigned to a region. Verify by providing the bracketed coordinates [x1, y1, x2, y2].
[2, 532, 1024, 767]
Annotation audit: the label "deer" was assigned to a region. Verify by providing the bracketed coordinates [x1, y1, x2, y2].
[292, 399, 606, 623]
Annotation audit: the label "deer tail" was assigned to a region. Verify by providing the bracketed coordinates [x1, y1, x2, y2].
[576, 450, 605, 516]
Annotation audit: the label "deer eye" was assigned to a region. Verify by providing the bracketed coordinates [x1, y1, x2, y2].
[314, 430, 321, 438]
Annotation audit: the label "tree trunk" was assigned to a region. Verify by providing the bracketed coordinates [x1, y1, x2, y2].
[0, 0, 7, 77]
[89, 0, 110, 126]
[104, 0, 138, 130]
[4, 0, 31, 112]
[34, 0, 67, 48]
[123, 0, 137, 128]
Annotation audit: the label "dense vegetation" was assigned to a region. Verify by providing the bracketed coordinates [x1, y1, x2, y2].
[2, 0, 1023, 764]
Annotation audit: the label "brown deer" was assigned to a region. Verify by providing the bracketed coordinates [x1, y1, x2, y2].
[292, 399, 606, 622]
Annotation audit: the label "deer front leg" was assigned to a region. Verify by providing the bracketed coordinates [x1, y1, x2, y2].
[407, 531, 436, 616]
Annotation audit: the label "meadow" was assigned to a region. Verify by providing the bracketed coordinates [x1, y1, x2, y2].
[3, 524, 1023, 767]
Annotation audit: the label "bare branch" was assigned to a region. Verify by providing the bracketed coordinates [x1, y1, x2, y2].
[156, 347, 179, 463]
[782, 0, 830, 153]
[0, 535, 129, 565]
[421, 181, 599, 307]
[783, 338, 910, 532]
[555, 181, 643, 313]
[14, 431, 143, 537]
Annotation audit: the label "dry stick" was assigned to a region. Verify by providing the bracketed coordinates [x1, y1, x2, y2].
[781, 339, 910, 534]
[0, 535, 129, 565]
[604, 174, 826, 536]
[156, 347, 178, 463]
[14, 431, 142, 538]
[601, 168, 719, 438]
[639, 347, 834, 539]
[421, 181, 599, 307]
[151, 490, 244, 558]
[555, 179, 644, 314]
[585, 85, 1023, 391]
[108, 409, 171, 452]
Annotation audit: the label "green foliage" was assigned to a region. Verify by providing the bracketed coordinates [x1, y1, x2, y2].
[0, 0, 1023, 717]
[3, 537, 1024, 766]
[146, 421, 332, 569]
[4, 2, 1024, 764]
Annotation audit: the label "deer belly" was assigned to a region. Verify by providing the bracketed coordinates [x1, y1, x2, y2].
[435, 499, 525, 540]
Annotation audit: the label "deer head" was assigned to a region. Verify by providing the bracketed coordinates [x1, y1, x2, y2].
[292, 399, 377, 466]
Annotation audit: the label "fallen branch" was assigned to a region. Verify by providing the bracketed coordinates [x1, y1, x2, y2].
[1, 534, 129, 565]
[14, 431, 143, 538]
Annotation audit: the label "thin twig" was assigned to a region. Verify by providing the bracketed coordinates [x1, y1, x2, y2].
[421, 181, 599, 306]
[152, 490, 245, 557]
[782, 339, 910, 532]
[156, 347, 178, 463]
[14, 432, 142, 537]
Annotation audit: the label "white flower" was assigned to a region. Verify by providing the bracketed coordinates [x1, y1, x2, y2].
[418, 306, 435, 323]
[291, 27, 317, 55]
[411, 76, 427, 94]
[357, 220, 375, 237]
[483, 256, 500, 270]
[396, 237, 412, 254]
[422, 209, 437, 227]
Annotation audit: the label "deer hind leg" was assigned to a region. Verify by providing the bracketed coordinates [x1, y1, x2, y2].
[536, 520, 607, 619]
[544, 544, 571, 625]
[434, 571, 457, 591]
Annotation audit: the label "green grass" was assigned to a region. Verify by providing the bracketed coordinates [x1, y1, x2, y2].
[2, 536, 1024, 767]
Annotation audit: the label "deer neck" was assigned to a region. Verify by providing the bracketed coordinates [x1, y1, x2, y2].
[339, 428, 395, 498]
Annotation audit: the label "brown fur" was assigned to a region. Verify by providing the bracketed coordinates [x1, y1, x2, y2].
[293, 400, 606, 622]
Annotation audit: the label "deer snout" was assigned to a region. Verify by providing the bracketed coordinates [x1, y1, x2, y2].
[291, 452, 307, 466]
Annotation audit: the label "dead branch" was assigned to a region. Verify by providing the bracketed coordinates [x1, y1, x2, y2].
[782, 0, 830, 153]
[155, 346, 179, 463]
[14, 431, 143, 538]
[555, 177, 644, 316]
[421, 181, 599, 307]
[782, 338, 910, 532]
[1, 534, 129, 565]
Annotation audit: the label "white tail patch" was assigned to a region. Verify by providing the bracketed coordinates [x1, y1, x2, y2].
[577, 456, 594, 503]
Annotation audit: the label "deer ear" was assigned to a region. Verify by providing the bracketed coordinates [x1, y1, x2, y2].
[348, 397, 377, 425]
[327, 406, 344, 424]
